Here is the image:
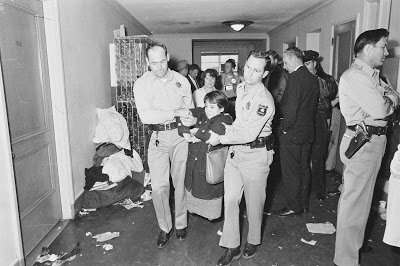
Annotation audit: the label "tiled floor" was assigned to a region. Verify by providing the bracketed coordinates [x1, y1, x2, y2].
[33, 170, 400, 266]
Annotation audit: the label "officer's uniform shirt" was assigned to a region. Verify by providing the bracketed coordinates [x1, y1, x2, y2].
[133, 69, 194, 124]
[339, 58, 400, 127]
[220, 82, 275, 145]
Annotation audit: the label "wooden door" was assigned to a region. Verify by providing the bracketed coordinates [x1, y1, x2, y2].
[331, 20, 356, 174]
[0, 0, 61, 255]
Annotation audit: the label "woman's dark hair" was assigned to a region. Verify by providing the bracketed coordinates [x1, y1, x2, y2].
[354, 28, 389, 56]
[225, 59, 236, 69]
[201, 68, 218, 80]
[203, 91, 229, 112]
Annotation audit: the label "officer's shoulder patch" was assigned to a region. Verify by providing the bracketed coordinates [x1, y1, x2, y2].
[257, 104, 268, 116]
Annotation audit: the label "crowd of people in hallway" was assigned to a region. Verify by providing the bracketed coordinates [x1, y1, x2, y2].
[132, 28, 400, 266]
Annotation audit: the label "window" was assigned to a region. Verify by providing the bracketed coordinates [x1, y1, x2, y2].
[201, 52, 239, 75]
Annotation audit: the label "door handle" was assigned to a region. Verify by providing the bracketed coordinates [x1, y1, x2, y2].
[12, 153, 15, 159]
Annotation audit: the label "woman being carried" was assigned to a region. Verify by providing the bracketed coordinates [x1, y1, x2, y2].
[179, 91, 233, 220]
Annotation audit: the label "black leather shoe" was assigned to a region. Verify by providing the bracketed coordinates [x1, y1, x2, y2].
[272, 207, 301, 217]
[176, 228, 187, 241]
[316, 193, 325, 201]
[216, 247, 241, 266]
[242, 242, 257, 259]
[157, 229, 173, 248]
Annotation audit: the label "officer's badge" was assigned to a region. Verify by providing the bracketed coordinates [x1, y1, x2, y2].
[231, 78, 236, 84]
[246, 102, 251, 110]
[257, 105, 268, 116]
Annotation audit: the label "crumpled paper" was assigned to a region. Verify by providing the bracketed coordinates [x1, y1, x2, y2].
[306, 222, 336, 234]
[92, 232, 120, 242]
[301, 238, 317, 246]
[141, 190, 152, 201]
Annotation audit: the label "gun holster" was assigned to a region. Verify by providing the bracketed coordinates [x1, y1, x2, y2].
[344, 122, 371, 159]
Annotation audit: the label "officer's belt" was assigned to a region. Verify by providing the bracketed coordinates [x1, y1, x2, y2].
[148, 122, 178, 131]
[238, 135, 273, 149]
[347, 125, 387, 136]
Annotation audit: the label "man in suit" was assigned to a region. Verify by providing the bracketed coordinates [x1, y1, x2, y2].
[272, 47, 319, 217]
[303, 50, 338, 202]
[176, 59, 189, 77]
[188, 64, 200, 93]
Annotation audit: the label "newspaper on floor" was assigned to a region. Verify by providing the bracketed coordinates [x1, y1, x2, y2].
[301, 238, 317, 246]
[306, 221, 336, 234]
[92, 232, 120, 242]
[102, 244, 113, 251]
[141, 189, 152, 201]
[114, 198, 144, 209]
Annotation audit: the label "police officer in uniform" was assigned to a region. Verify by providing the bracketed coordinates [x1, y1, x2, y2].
[207, 51, 275, 266]
[133, 43, 194, 248]
[334, 28, 400, 266]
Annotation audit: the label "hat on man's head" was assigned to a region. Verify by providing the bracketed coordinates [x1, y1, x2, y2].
[303, 50, 319, 62]
[176, 60, 188, 71]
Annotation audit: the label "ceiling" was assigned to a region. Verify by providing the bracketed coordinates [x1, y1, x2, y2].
[116, 0, 333, 35]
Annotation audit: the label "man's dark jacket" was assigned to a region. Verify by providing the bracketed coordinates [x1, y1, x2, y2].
[187, 76, 198, 93]
[280, 65, 319, 143]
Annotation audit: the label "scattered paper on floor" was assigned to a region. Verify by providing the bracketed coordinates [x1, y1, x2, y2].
[83, 208, 97, 212]
[86, 232, 92, 236]
[301, 238, 317, 246]
[36, 254, 51, 263]
[92, 232, 120, 242]
[48, 254, 59, 261]
[79, 210, 90, 216]
[102, 244, 113, 251]
[306, 222, 336, 234]
[114, 198, 144, 209]
[141, 189, 152, 201]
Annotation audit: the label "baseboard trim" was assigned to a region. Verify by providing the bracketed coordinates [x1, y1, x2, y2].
[25, 220, 70, 266]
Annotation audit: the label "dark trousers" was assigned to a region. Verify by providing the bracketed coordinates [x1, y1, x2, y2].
[311, 114, 328, 194]
[279, 134, 311, 212]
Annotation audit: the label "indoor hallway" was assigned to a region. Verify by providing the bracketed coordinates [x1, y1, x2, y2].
[33, 171, 400, 266]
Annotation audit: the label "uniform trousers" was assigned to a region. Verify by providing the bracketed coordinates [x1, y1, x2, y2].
[311, 114, 329, 194]
[219, 145, 274, 248]
[279, 134, 312, 212]
[334, 130, 386, 266]
[148, 129, 188, 233]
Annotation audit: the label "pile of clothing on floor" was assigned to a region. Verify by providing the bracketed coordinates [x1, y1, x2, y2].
[81, 106, 145, 209]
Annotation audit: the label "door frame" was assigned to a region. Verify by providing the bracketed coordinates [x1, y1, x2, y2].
[329, 15, 361, 76]
[42, 0, 75, 221]
[0, 0, 74, 263]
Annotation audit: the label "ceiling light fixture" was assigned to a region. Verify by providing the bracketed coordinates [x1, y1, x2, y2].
[222, 20, 254, 32]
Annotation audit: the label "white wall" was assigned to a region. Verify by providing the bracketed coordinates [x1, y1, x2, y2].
[269, 0, 364, 73]
[388, 0, 400, 57]
[58, 0, 150, 199]
[152, 33, 268, 65]
[269, 0, 364, 72]
[268, 0, 400, 84]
